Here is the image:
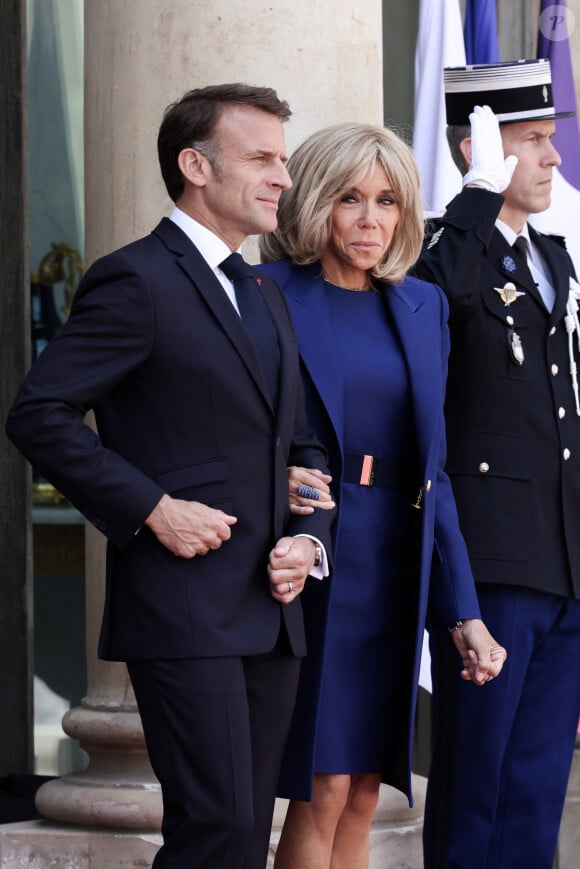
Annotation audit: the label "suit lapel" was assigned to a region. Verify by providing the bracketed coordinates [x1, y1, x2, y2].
[153, 218, 275, 412]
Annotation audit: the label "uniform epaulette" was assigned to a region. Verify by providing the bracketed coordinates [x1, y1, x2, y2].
[541, 232, 568, 250]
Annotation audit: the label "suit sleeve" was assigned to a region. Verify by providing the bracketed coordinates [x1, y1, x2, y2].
[5, 253, 166, 547]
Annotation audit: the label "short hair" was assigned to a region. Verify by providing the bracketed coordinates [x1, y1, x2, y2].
[158, 83, 292, 201]
[446, 124, 471, 175]
[259, 122, 424, 284]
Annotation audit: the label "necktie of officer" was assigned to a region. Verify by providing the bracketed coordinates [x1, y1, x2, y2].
[512, 235, 530, 265]
[511, 236, 536, 289]
[220, 253, 280, 404]
[513, 236, 555, 311]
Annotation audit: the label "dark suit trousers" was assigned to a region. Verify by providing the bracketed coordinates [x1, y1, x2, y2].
[424, 583, 580, 869]
[128, 643, 300, 869]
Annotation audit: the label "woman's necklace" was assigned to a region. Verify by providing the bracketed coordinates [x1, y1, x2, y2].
[323, 274, 371, 292]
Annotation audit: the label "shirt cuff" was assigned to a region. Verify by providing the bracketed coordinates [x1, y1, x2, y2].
[294, 534, 329, 579]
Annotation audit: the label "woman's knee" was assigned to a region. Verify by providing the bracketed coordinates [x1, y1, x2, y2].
[345, 773, 381, 821]
[310, 773, 352, 818]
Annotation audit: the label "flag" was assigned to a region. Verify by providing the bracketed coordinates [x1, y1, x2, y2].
[464, 0, 499, 64]
[529, 1, 580, 274]
[413, 0, 466, 217]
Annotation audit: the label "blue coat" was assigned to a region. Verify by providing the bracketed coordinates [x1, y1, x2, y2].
[257, 260, 481, 803]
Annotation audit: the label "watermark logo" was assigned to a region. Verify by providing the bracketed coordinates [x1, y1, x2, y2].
[539, 4, 576, 41]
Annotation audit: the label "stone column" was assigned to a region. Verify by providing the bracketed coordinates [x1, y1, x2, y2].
[35, 522, 162, 832]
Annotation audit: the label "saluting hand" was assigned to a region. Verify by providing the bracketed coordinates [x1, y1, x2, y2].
[463, 104, 518, 193]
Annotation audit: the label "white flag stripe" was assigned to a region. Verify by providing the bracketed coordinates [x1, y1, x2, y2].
[413, 0, 466, 217]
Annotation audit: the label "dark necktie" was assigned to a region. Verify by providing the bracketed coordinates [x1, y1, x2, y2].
[512, 236, 531, 271]
[220, 253, 280, 405]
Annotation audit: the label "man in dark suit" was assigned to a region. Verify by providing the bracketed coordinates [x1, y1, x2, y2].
[415, 60, 580, 868]
[5, 83, 335, 869]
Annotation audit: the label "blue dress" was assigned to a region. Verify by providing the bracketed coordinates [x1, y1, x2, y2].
[313, 282, 418, 774]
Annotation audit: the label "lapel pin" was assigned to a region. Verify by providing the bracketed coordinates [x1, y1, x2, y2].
[493, 281, 526, 307]
[501, 254, 517, 273]
[256, 277, 262, 285]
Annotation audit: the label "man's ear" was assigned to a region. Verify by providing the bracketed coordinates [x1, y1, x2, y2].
[177, 148, 210, 188]
[459, 137, 472, 172]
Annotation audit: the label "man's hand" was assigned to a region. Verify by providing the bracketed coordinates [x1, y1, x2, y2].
[288, 466, 335, 515]
[268, 536, 316, 603]
[145, 493, 237, 557]
[463, 104, 518, 193]
[450, 618, 507, 685]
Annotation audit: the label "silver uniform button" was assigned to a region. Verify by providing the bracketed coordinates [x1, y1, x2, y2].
[549, 326, 556, 336]
[559, 407, 566, 419]
[563, 448, 571, 461]
[479, 462, 490, 473]
[425, 479, 432, 492]
[551, 363, 559, 376]
[506, 315, 514, 326]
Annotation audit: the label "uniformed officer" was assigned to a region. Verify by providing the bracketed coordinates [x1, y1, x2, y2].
[415, 59, 580, 869]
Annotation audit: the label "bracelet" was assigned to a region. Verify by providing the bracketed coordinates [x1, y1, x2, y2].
[448, 619, 465, 633]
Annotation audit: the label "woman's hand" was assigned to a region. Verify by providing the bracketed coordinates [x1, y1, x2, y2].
[450, 618, 508, 685]
[288, 466, 335, 514]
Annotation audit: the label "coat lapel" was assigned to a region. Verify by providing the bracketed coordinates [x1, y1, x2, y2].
[384, 280, 442, 470]
[488, 229, 544, 307]
[529, 225, 572, 326]
[281, 266, 345, 446]
[153, 218, 275, 412]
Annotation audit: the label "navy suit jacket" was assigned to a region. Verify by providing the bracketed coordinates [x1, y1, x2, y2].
[417, 187, 580, 598]
[258, 260, 480, 802]
[6, 219, 334, 661]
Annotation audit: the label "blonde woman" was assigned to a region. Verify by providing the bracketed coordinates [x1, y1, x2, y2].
[259, 123, 506, 868]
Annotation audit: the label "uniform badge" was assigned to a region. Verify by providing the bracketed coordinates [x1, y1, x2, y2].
[493, 282, 526, 307]
[501, 255, 517, 273]
[508, 329, 525, 365]
[427, 227, 444, 250]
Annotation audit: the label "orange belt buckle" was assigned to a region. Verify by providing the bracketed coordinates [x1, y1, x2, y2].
[359, 454, 377, 486]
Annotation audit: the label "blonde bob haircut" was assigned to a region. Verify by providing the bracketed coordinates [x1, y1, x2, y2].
[259, 122, 424, 284]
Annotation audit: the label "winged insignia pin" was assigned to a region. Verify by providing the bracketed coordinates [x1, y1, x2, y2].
[493, 282, 526, 307]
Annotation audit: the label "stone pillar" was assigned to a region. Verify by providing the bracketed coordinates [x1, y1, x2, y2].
[35, 522, 162, 832]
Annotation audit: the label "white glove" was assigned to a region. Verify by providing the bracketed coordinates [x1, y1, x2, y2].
[462, 104, 518, 193]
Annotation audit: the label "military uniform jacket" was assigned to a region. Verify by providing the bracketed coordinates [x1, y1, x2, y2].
[415, 186, 580, 598]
